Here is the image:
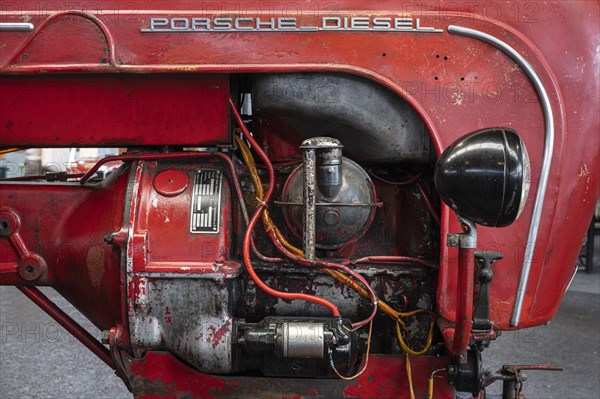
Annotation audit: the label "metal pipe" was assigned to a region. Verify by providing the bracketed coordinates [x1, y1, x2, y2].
[80, 151, 222, 184]
[451, 218, 477, 356]
[299, 137, 344, 262]
[17, 286, 115, 370]
[230, 99, 341, 317]
[315, 143, 343, 199]
[451, 248, 475, 356]
[448, 25, 555, 327]
[300, 146, 317, 263]
[0, 23, 34, 32]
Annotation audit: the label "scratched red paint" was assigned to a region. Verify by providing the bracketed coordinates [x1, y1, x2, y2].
[128, 352, 231, 399]
[164, 306, 172, 324]
[127, 352, 454, 399]
[207, 323, 231, 349]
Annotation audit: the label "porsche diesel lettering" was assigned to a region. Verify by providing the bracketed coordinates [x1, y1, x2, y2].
[141, 16, 444, 33]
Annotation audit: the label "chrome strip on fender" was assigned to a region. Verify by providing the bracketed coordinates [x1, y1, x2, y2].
[0, 23, 34, 32]
[447, 25, 555, 327]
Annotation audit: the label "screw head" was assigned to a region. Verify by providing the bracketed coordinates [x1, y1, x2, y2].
[0, 219, 10, 235]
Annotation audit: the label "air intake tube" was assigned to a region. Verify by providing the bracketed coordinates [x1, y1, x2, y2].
[299, 137, 343, 262]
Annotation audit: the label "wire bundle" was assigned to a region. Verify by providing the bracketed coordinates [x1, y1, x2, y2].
[229, 99, 437, 383]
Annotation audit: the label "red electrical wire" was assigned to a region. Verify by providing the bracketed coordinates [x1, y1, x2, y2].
[415, 181, 441, 226]
[264, 228, 378, 329]
[230, 98, 341, 317]
[231, 102, 408, 328]
[231, 102, 379, 328]
[232, 108, 380, 327]
[218, 153, 283, 263]
[370, 170, 441, 227]
[230, 104, 433, 328]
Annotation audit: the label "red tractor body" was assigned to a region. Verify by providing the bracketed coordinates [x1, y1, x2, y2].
[1, 2, 598, 398]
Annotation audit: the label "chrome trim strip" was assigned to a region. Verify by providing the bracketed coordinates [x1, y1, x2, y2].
[565, 265, 578, 294]
[0, 22, 34, 32]
[447, 25, 555, 327]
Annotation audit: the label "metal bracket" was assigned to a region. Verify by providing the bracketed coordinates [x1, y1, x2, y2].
[459, 217, 478, 249]
[446, 218, 477, 249]
[483, 364, 562, 399]
[0, 209, 47, 281]
[472, 251, 503, 347]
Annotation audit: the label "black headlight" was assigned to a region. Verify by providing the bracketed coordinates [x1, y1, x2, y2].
[434, 128, 530, 227]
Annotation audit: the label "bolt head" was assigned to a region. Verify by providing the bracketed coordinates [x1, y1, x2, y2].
[101, 330, 110, 344]
[447, 234, 460, 247]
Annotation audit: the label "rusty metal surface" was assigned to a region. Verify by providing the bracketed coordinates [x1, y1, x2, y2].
[125, 159, 237, 373]
[239, 263, 434, 355]
[301, 144, 317, 262]
[129, 277, 236, 374]
[124, 159, 435, 372]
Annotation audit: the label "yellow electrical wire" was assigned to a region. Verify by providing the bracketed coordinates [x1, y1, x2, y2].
[0, 148, 23, 155]
[395, 310, 436, 356]
[406, 353, 416, 399]
[428, 375, 434, 399]
[330, 319, 373, 380]
[234, 135, 289, 239]
[235, 133, 435, 387]
[428, 368, 447, 399]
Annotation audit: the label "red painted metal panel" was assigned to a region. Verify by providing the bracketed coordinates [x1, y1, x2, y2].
[0, 74, 230, 147]
[0, 172, 128, 330]
[126, 352, 455, 399]
[128, 158, 233, 274]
